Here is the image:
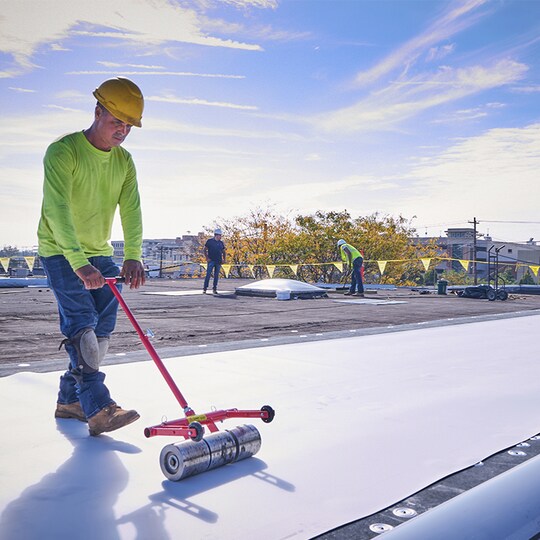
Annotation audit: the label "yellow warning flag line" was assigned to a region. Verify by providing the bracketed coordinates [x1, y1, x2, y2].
[151, 258, 538, 277]
[1, 255, 533, 276]
[191, 258, 539, 278]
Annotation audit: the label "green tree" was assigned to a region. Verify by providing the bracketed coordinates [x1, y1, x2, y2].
[199, 207, 295, 278]
[498, 267, 517, 285]
[292, 210, 354, 282]
[422, 269, 439, 286]
[292, 211, 439, 285]
[203, 207, 440, 285]
[519, 271, 536, 285]
[437, 270, 475, 286]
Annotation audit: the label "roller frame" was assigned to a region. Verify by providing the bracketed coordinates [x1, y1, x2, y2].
[106, 278, 274, 441]
[144, 407, 272, 438]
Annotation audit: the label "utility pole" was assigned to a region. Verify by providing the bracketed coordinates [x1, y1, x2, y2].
[468, 217, 478, 284]
[159, 245, 164, 278]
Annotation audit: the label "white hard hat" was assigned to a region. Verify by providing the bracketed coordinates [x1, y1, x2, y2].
[337, 239, 346, 247]
[214, 228, 222, 235]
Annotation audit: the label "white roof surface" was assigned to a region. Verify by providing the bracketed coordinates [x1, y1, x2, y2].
[1, 314, 539, 539]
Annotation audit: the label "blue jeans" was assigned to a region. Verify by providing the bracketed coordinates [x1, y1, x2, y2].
[42, 255, 121, 418]
[203, 260, 221, 291]
[350, 257, 364, 294]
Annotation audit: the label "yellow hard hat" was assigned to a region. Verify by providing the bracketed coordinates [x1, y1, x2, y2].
[93, 77, 144, 127]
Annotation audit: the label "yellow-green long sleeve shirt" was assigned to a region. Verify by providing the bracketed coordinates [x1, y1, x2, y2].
[37, 131, 143, 271]
[340, 243, 362, 264]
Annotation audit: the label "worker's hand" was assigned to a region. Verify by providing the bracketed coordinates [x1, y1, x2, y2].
[75, 264, 106, 290]
[121, 259, 146, 289]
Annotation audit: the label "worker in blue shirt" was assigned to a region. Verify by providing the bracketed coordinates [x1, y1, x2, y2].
[203, 228, 226, 294]
[337, 239, 364, 297]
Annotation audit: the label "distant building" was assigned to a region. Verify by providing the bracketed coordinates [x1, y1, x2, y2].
[414, 228, 540, 284]
[111, 240, 125, 260]
[489, 239, 539, 283]
[112, 234, 204, 277]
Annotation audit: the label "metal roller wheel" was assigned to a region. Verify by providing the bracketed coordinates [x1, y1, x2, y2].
[160, 445, 182, 481]
[261, 405, 275, 423]
[189, 421, 204, 442]
[159, 438, 212, 481]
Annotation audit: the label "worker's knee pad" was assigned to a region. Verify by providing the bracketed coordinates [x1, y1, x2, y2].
[72, 328, 101, 374]
[97, 336, 110, 364]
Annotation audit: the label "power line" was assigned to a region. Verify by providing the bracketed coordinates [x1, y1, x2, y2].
[479, 220, 540, 224]
[416, 221, 466, 228]
[417, 219, 540, 227]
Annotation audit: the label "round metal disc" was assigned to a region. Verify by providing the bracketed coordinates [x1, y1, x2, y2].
[369, 523, 394, 533]
[392, 507, 417, 518]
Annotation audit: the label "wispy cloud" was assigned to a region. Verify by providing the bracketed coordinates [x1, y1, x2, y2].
[146, 95, 257, 110]
[432, 109, 488, 124]
[426, 44, 455, 62]
[66, 70, 245, 79]
[96, 61, 167, 70]
[218, 0, 278, 8]
[354, 0, 489, 87]
[511, 84, 540, 93]
[203, 18, 311, 43]
[50, 43, 70, 52]
[289, 124, 540, 242]
[227, 172, 401, 218]
[71, 28, 262, 50]
[431, 101, 506, 124]
[8, 87, 36, 93]
[0, 111, 89, 160]
[130, 140, 259, 157]
[148, 117, 306, 142]
[313, 59, 527, 133]
[43, 104, 83, 113]
[53, 90, 88, 101]
[305, 0, 530, 134]
[402, 123, 540, 225]
[0, 0, 263, 75]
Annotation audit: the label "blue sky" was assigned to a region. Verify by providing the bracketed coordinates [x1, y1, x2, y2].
[1, 0, 539, 249]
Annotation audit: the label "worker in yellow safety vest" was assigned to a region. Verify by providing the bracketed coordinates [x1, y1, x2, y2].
[337, 239, 364, 297]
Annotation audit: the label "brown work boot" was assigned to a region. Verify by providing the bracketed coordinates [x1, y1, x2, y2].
[88, 403, 140, 436]
[55, 401, 87, 423]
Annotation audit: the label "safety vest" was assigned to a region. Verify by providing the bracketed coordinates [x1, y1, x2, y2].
[340, 243, 362, 263]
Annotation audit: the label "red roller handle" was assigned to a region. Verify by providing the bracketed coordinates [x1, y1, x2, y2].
[106, 278, 194, 414]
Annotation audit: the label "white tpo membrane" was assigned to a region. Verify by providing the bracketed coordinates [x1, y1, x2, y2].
[1, 314, 539, 539]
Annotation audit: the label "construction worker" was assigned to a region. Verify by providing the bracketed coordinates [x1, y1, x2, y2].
[203, 228, 226, 294]
[337, 239, 364, 297]
[38, 77, 146, 436]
